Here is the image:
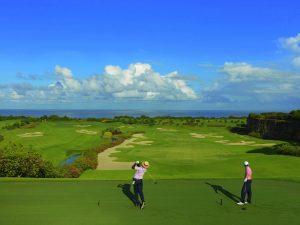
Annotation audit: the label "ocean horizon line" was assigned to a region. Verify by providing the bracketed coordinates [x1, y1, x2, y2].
[0, 109, 273, 119]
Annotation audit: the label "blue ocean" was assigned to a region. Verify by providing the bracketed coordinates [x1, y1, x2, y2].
[0, 109, 256, 118]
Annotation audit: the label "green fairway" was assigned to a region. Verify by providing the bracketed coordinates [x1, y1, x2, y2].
[0, 121, 123, 165]
[0, 179, 299, 225]
[82, 125, 300, 180]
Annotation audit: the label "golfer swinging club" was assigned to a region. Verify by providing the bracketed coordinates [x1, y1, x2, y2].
[132, 160, 149, 209]
[237, 161, 252, 205]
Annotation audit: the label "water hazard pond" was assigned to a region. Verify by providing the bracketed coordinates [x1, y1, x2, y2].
[61, 154, 81, 165]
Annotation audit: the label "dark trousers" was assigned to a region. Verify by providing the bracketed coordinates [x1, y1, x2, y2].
[133, 179, 144, 205]
[241, 180, 252, 203]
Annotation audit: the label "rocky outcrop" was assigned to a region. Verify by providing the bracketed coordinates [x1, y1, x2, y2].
[247, 117, 300, 141]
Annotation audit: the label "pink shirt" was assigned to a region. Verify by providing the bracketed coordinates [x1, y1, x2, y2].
[134, 166, 147, 180]
[245, 166, 252, 180]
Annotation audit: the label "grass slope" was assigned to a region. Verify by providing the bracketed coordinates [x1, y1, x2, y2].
[0, 179, 299, 225]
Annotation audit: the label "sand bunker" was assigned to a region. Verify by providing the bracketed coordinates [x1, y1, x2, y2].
[191, 132, 277, 147]
[76, 129, 98, 135]
[133, 140, 154, 146]
[190, 133, 206, 138]
[215, 139, 276, 147]
[190, 132, 276, 147]
[226, 141, 256, 145]
[97, 133, 153, 170]
[18, 132, 44, 138]
[215, 140, 230, 143]
[210, 135, 224, 138]
[157, 128, 177, 132]
[190, 133, 223, 139]
[251, 143, 276, 147]
[74, 125, 92, 128]
[131, 133, 145, 138]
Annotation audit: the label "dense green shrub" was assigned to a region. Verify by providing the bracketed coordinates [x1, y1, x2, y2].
[103, 131, 113, 139]
[248, 110, 300, 121]
[290, 110, 300, 120]
[249, 131, 262, 138]
[273, 143, 300, 157]
[0, 149, 61, 177]
[73, 154, 97, 172]
[63, 165, 81, 178]
[102, 127, 122, 135]
[0, 142, 61, 178]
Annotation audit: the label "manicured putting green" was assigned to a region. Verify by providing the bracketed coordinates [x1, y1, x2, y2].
[0, 179, 299, 225]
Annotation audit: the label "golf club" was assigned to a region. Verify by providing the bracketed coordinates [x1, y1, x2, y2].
[147, 170, 158, 184]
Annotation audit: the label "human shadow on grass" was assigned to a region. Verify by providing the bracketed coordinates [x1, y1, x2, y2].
[117, 183, 136, 205]
[206, 182, 240, 203]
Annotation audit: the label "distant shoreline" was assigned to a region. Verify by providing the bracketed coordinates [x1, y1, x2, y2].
[0, 109, 259, 118]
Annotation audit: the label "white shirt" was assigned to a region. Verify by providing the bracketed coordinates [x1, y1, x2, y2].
[133, 166, 147, 180]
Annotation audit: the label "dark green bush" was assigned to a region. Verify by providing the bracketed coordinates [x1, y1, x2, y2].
[63, 165, 81, 178]
[273, 143, 300, 157]
[102, 127, 122, 135]
[249, 131, 262, 138]
[0, 151, 61, 177]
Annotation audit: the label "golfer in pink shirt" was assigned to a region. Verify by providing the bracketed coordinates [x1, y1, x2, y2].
[132, 161, 149, 209]
[237, 161, 252, 205]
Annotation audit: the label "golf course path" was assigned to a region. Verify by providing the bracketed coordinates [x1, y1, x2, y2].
[97, 133, 151, 170]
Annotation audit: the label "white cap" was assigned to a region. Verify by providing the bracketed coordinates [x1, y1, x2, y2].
[244, 161, 249, 166]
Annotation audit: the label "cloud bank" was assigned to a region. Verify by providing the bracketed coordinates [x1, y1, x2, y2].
[1, 63, 197, 103]
[280, 33, 300, 68]
[202, 62, 300, 104]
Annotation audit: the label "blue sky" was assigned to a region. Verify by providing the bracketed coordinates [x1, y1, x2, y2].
[0, 0, 300, 111]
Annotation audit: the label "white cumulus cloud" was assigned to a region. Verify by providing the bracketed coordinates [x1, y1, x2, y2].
[2, 63, 197, 104]
[203, 62, 300, 104]
[279, 33, 300, 53]
[101, 63, 197, 100]
[10, 90, 24, 100]
[55, 65, 82, 91]
[220, 62, 276, 82]
[292, 56, 300, 67]
[55, 65, 73, 78]
[279, 33, 300, 68]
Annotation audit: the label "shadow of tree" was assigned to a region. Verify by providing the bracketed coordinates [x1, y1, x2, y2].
[246, 147, 278, 155]
[206, 182, 240, 203]
[117, 183, 135, 205]
[229, 126, 249, 135]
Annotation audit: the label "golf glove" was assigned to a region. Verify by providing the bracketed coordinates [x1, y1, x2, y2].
[244, 178, 247, 182]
